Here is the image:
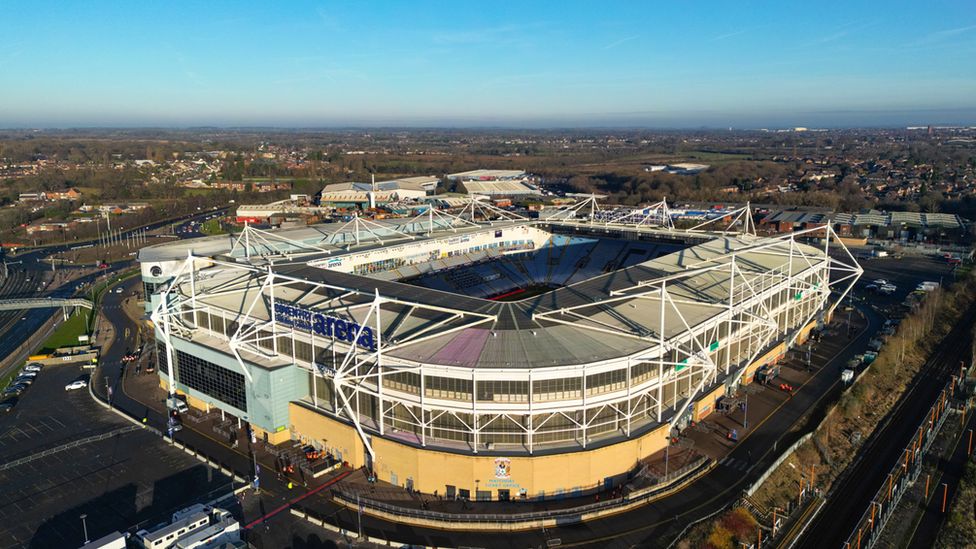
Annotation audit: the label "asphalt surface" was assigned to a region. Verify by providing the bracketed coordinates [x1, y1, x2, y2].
[0, 207, 247, 548]
[95, 277, 346, 548]
[0, 359, 233, 548]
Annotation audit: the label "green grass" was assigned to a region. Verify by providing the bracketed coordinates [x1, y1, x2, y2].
[39, 311, 90, 353]
[200, 218, 225, 235]
[680, 150, 752, 161]
[0, 368, 20, 392]
[184, 188, 217, 196]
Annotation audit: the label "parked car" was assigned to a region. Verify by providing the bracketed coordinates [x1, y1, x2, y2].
[3, 386, 26, 397]
[65, 380, 88, 391]
[0, 399, 16, 413]
[13, 376, 33, 386]
[23, 363, 42, 372]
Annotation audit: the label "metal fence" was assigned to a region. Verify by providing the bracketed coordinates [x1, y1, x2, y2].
[330, 456, 712, 525]
[841, 379, 956, 549]
[0, 424, 142, 472]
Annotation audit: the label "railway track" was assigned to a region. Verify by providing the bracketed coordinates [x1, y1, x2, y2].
[793, 299, 976, 548]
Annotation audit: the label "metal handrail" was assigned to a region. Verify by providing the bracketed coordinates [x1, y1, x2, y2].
[331, 456, 712, 524]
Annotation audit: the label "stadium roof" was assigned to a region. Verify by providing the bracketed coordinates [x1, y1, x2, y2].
[178, 229, 827, 369]
[138, 216, 523, 263]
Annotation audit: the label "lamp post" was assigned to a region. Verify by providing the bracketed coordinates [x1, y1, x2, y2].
[743, 391, 749, 430]
[664, 435, 671, 478]
[80, 514, 89, 544]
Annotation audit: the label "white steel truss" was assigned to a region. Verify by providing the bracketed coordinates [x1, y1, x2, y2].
[147, 212, 861, 459]
[229, 223, 334, 260]
[600, 199, 675, 230]
[456, 196, 528, 223]
[683, 202, 757, 235]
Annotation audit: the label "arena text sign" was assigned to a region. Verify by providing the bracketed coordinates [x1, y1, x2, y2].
[274, 303, 376, 351]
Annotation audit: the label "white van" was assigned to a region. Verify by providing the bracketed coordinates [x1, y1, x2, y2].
[167, 397, 189, 414]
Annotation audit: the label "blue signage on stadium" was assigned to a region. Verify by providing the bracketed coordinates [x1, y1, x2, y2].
[274, 303, 376, 351]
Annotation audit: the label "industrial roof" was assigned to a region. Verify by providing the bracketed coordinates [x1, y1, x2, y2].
[322, 180, 427, 194]
[765, 210, 963, 229]
[460, 180, 540, 195]
[447, 169, 527, 180]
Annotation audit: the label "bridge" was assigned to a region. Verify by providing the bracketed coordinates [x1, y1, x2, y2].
[0, 298, 93, 317]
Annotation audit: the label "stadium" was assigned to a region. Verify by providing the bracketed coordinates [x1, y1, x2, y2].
[139, 199, 862, 500]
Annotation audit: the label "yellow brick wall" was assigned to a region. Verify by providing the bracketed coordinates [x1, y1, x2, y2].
[742, 342, 785, 384]
[694, 383, 727, 422]
[252, 424, 291, 445]
[290, 403, 365, 467]
[289, 402, 668, 496]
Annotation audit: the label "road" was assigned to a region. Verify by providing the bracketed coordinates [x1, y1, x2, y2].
[0, 207, 232, 383]
[794, 294, 976, 548]
[89, 281, 887, 548]
[27, 250, 951, 548]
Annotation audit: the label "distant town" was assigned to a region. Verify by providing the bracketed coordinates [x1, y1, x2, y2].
[2, 126, 975, 250]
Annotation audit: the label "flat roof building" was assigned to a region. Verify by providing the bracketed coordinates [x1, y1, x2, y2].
[377, 175, 440, 193]
[460, 179, 539, 196]
[446, 169, 527, 181]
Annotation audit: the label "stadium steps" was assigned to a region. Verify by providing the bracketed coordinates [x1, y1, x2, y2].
[543, 238, 560, 284]
[565, 240, 622, 284]
[496, 259, 533, 287]
[551, 240, 597, 285]
[507, 254, 534, 283]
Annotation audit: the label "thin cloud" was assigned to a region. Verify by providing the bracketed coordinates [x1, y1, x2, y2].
[907, 23, 976, 47]
[711, 29, 749, 42]
[431, 22, 548, 46]
[315, 7, 342, 33]
[930, 23, 976, 38]
[803, 20, 881, 47]
[816, 30, 849, 43]
[603, 35, 639, 50]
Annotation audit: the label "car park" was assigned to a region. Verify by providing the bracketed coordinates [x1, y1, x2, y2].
[65, 380, 87, 391]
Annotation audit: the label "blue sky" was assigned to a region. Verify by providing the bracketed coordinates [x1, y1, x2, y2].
[1, 1, 975, 128]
